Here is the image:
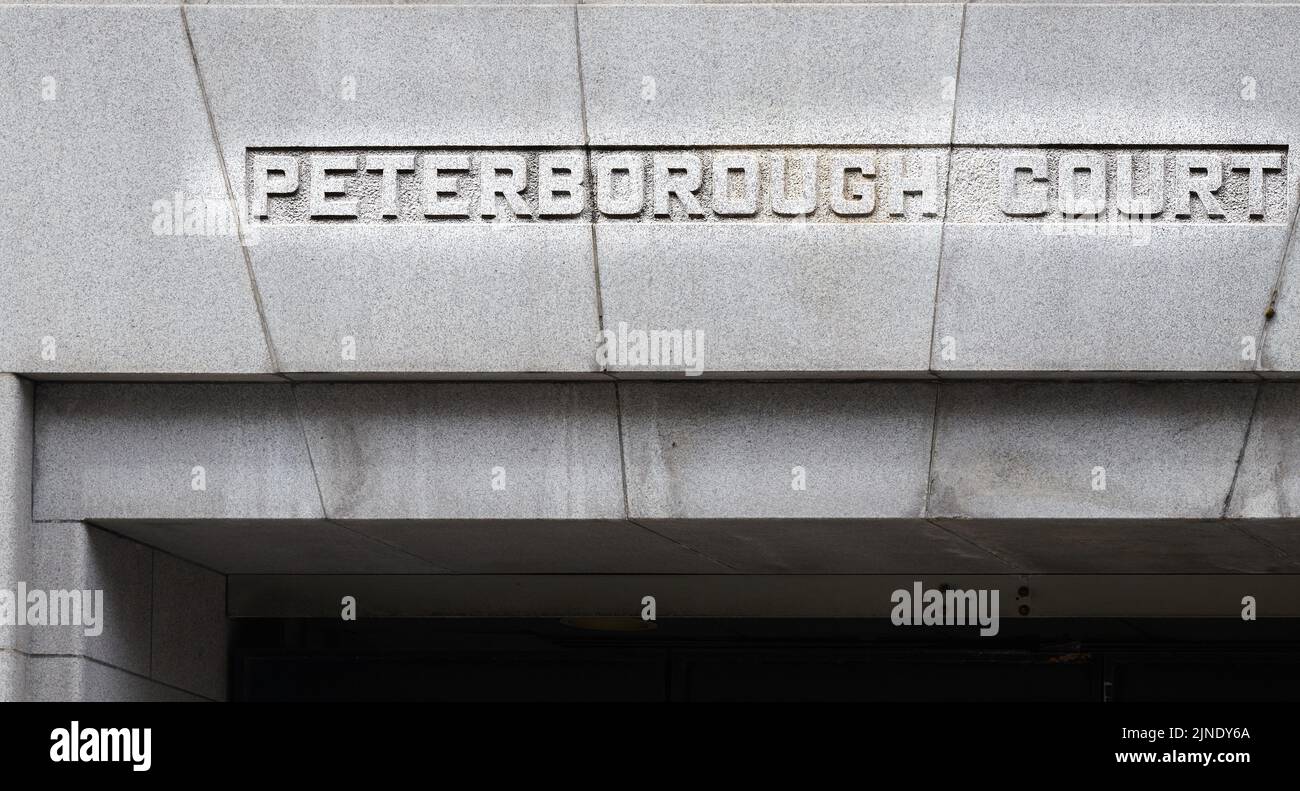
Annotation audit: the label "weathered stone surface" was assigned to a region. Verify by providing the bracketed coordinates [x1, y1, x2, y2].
[932, 225, 1287, 374]
[152, 552, 227, 701]
[597, 225, 940, 375]
[34, 384, 323, 520]
[578, 4, 962, 145]
[1227, 384, 1300, 518]
[1261, 224, 1300, 375]
[0, 6, 272, 375]
[929, 382, 1256, 519]
[621, 382, 935, 519]
[296, 383, 624, 519]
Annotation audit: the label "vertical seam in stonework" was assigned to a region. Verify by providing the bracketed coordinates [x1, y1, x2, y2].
[573, 5, 606, 339]
[287, 384, 330, 521]
[921, 2, 968, 515]
[926, 1, 968, 379]
[922, 382, 942, 518]
[285, 386, 449, 571]
[1221, 380, 1263, 519]
[612, 380, 633, 520]
[607, 383, 728, 575]
[1256, 165, 1300, 370]
[180, 4, 283, 374]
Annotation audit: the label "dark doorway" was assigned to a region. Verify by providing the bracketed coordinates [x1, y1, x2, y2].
[231, 618, 1300, 702]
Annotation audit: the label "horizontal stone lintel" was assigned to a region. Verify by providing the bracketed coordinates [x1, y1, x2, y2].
[23, 381, 1300, 575]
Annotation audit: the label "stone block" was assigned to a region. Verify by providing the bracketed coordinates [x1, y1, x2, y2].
[34, 383, 323, 520]
[597, 224, 941, 375]
[186, 4, 594, 375]
[1261, 224, 1300, 375]
[0, 6, 272, 375]
[27, 523, 153, 678]
[578, 4, 963, 145]
[929, 382, 1255, 519]
[954, 3, 1300, 145]
[234, 226, 600, 375]
[296, 383, 625, 519]
[1227, 384, 1300, 517]
[621, 382, 935, 519]
[932, 225, 1287, 374]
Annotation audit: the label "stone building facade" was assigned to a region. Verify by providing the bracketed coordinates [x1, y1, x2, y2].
[3, 0, 1300, 700]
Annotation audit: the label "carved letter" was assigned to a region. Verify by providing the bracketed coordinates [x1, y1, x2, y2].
[364, 154, 415, 218]
[711, 153, 760, 217]
[595, 154, 645, 217]
[770, 153, 817, 216]
[886, 154, 939, 217]
[1058, 153, 1106, 217]
[1174, 154, 1226, 219]
[479, 153, 532, 219]
[251, 154, 299, 218]
[1230, 153, 1283, 218]
[998, 153, 1049, 217]
[537, 152, 586, 218]
[829, 155, 875, 216]
[653, 153, 705, 217]
[1116, 153, 1165, 217]
[308, 154, 358, 218]
[422, 154, 470, 218]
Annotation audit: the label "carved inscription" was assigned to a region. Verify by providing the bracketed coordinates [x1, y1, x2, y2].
[247, 146, 1288, 224]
